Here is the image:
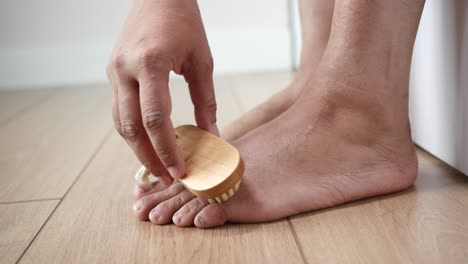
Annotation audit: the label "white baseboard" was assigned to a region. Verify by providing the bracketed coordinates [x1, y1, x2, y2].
[0, 30, 292, 90]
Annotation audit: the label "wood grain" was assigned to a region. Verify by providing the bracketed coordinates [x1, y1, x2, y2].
[0, 200, 59, 264]
[0, 86, 113, 202]
[18, 77, 303, 264]
[290, 149, 468, 264]
[0, 88, 54, 126]
[4, 72, 468, 263]
[19, 133, 304, 264]
[176, 125, 244, 200]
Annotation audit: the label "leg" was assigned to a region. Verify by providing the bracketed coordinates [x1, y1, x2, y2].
[131, 0, 335, 224]
[131, 0, 335, 221]
[221, 0, 334, 141]
[135, 0, 425, 228]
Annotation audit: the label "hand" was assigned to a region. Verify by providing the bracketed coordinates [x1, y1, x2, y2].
[107, 0, 218, 185]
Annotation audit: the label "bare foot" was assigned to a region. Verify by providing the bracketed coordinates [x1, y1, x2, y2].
[221, 75, 307, 141]
[132, 62, 418, 227]
[131, 0, 425, 229]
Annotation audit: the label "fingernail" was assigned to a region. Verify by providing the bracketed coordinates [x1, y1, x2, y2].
[156, 174, 172, 186]
[167, 166, 180, 179]
[195, 215, 205, 227]
[133, 201, 142, 211]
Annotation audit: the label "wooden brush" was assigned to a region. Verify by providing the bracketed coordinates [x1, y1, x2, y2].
[135, 125, 244, 204]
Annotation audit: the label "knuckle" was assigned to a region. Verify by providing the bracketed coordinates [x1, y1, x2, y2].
[135, 48, 172, 72]
[188, 198, 202, 211]
[206, 56, 214, 73]
[174, 195, 184, 205]
[189, 56, 214, 77]
[156, 201, 170, 212]
[197, 56, 214, 74]
[108, 53, 127, 73]
[139, 196, 150, 207]
[172, 183, 186, 193]
[142, 108, 166, 132]
[120, 119, 140, 142]
[114, 122, 124, 137]
[205, 96, 217, 113]
[156, 146, 175, 163]
[195, 96, 217, 123]
[168, 183, 185, 195]
[141, 195, 158, 208]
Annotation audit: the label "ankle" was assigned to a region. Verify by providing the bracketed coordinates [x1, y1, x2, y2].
[305, 85, 418, 187]
[299, 72, 411, 145]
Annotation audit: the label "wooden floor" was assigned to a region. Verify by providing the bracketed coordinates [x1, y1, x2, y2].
[1, 72, 467, 264]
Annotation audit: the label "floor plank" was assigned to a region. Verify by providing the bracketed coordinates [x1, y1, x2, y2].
[222, 71, 468, 263]
[19, 78, 304, 264]
[229, 71, 293, 112]
[0, 200, 59, 264]
[290, 149, 468, 264]
[19, 133, 304, 264]
[7, 72, 468, 263]
[0, 89, 54, 126]
[0, 86, 113, 202]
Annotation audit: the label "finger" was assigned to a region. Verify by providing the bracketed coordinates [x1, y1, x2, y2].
[185, 54, 219, 136]
[138, 66, 185, 180]
[116, 75, 173, 186]
[107, 67, 123, 140]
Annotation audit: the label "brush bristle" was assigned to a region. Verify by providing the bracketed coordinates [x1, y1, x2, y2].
[135, 166, 241, 204]
[135, 166, 158, 185]
[207, 180, 241, 204]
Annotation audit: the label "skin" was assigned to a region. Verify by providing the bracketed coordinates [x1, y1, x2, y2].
[222, 0, 335, 141]
[117, 0, 427, 228]
[107, 0, 218, 186]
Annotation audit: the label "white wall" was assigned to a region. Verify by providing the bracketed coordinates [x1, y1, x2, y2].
[409, 0, 468, 175]
[0, 0, 291, 89]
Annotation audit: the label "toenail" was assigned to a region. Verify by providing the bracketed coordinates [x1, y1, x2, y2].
[150, 210, 160, 221]
[195, 215, 205, 227]
[173, 212, 182, 223]
[133, 201, 143, 211]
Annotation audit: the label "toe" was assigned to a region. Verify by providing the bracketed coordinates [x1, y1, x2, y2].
[133, 182, 185, 220]
[194, 204, 229, 228]
[172, 197, 209, 227]
[133, 180, 168, 201]
[149, 190, 195, 225]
